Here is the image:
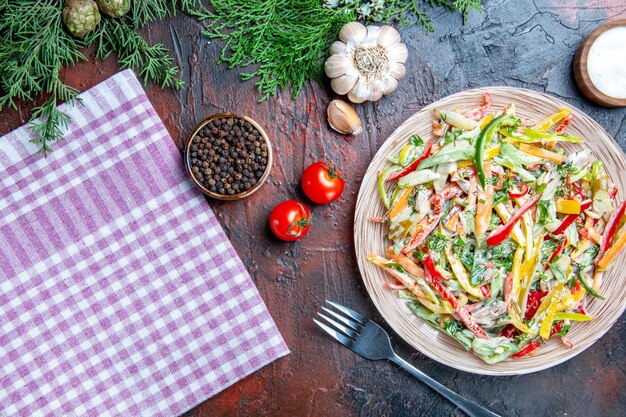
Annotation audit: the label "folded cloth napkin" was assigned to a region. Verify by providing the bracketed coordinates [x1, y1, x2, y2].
[0, 69, 289, 417]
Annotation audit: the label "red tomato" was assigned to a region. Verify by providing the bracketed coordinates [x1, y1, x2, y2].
[301, 162, 345, 204]
[269, 200, 312, 241]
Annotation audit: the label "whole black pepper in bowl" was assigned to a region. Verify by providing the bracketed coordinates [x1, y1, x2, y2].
[185, 114, 273, 200]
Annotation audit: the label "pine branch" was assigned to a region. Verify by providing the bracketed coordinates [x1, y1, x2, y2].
[0, 0, 198, 156]
[453, 0, 483, 21]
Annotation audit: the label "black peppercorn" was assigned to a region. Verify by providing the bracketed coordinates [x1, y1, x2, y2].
[190, 116, 269, 197]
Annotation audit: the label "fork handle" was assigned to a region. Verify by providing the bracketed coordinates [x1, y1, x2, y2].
[390, 355, 501, 417]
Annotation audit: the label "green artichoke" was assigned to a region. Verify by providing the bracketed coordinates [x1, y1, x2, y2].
[96, 0, 131, 18]
[62, 0, 101, 37]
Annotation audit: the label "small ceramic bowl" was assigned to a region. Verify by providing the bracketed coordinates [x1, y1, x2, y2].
[184, 113, 273, 200]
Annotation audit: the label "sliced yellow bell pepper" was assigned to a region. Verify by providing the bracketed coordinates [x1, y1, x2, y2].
[598, 229, 626, 270]
[494, 203, 525, 246]
[398, 145, 416, 166]
[479, 114, 494, 129]
[444, 246, 483, 298]
[521, 213, 534, 262]
[519, 236, 542, 312]
[555, 199, 581, 214]
[535, 109, 572, 132]
[538, 283, 565, 339]
[558, 291, 575, 310]
[389, 186, 414, 220]
[510, 306, 534, 334]
[418, 297, 454, 314]
[518, 143, 565, 163]
[511, 246, 525, 298]
[485, 144, 501, 160]
[458, 145, 500, 169]
[535, 282, 564, 320]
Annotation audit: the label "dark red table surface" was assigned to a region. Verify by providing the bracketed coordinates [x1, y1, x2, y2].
[2, 2, 626, 416]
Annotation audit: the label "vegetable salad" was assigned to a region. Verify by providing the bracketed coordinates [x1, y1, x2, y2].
[368, 93, 626, 363]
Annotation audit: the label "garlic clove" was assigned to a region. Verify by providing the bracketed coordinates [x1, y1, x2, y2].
[367, 82, 384, 102]
[324, 54, 352, 78]
[379, 75, 398, 96]
[330, 73, 358, 95]
[388, 62, 406, 80]
[339, 22, 367, 44]
[387, 43, 409, 64]
[364, 25, 381, 45]
[347, 77, 370, 104]
[377, 26, 401, 48]
[327, 100, 363, 136]
[329, 40, 347, 56]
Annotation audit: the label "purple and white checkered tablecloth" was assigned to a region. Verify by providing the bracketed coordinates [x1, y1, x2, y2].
[0, 69, 289, 417]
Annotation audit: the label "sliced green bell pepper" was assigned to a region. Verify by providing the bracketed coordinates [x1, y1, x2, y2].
[475, 114, 517, 188]
[378, 165, 402, 208]
[554, 312, 592, 321]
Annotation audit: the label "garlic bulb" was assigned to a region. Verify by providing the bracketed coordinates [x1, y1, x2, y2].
[325, 22, 408, 103]
[327, 100, 362, 135]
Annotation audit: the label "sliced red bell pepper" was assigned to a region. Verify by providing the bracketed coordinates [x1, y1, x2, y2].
[545, 199, 593, 239]
[501, 324, 518, 338]
[513, 340, 541, 358]
[597, 201, 626, 262]
[571, 182, 585, 199]
[610, 186, 618, 199]
[487, 194, 542, 246]
[574, 302, 586, 315]
[554, 113, 574, 134]
[545, 237, 568, 271]
[456, 307, 489, 339]
[401, 188, 461, 254]
[386, 140, 433, 181]
[423, 255, 449, 281]
[422, 263, 459, 311]
[437, 183, 464, 200]
[422, 256, 489, 339]
[401, 216, 440, 254]
[508, 184, 529, 199]
[550, 321, 564, 337]
[524, 290, 548, 320]
[480, 284, 491, 298]
[384, 281, 406, 290]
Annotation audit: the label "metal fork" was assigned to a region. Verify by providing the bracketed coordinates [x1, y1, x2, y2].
[314, 300, 501, 417]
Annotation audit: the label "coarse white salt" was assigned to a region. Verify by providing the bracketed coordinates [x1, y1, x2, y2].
[587, 26, 626, 99]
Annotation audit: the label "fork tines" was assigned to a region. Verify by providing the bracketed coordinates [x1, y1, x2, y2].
[314, 300, 367, 347]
